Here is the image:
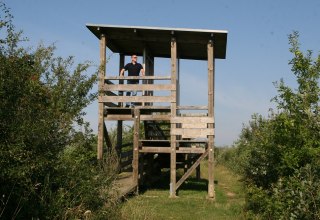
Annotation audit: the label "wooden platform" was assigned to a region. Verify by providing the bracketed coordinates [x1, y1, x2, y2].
[114, 172, 137, 197]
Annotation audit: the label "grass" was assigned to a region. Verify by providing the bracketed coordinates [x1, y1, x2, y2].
[119, 162, 245, 220]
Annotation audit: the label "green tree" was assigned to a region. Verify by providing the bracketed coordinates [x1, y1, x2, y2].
[242, 32, 320, 219]
[218, 32, 320, 219]
[0, 2, 120, 219]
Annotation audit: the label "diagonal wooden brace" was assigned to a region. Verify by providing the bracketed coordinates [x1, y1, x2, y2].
[175, 149, 209, 190]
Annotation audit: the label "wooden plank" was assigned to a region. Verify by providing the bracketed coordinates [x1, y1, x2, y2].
[139, 139, 170, 142]
[182, 123, 208, 129]
[170, 37, 177, 198]
[180, 113, 208, 117]
[116, 54, 125, 157]
[106, 76, 171, 80]
[99, 96, 174, 103]
[140, 114, 171, 121]
[97, 34, 106, 160]
[139, 147, 171, 153]
[171, 117, 214, 124]
[176, 150, 209, 190]
[176, 147, 205, 154]
[106, 115, 133, 121]
[132, 108, 140, 192]
[171, 128, 214, 137]
[177, 105, 208, 110]
[176, 140, 208, 143]
[136, 106, 171, 110]
[208, 40, 215, 199]
[104, 84, 175, 91]
[139, 147, 204, 154]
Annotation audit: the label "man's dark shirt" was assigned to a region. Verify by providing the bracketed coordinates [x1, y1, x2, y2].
[124, 62, 143, 83]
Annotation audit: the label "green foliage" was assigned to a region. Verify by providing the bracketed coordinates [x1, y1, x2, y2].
[0, 2, 119, 219]
[218, 32, 320, 219]
[39, 129, 120, 219]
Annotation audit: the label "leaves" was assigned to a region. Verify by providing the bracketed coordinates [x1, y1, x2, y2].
[0, 2, 115, 219]
[218, 32, 320, 218]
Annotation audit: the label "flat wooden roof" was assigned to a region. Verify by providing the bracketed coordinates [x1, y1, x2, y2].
[86, 24, 228, 60]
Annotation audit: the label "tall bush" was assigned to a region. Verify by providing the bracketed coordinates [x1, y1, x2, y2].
[0, 2, 119, 219]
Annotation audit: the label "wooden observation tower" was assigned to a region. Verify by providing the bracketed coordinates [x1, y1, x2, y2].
[86, 24, 228, 198]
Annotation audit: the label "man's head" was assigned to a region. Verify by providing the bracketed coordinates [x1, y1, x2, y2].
[131, 55, 137, 63]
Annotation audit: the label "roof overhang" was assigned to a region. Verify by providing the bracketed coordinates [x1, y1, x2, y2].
[86, 24, 228, 60]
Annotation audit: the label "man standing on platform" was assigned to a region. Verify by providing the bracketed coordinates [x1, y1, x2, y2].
[120, 55, 144, 107]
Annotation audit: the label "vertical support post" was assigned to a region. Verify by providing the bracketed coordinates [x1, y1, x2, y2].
[143, 47, 147, 77]
[117, 54, 125, 160]
[142, 48, 147, 106]
[149, 56, 154, 97]
[97, 34, 106, 160]
[177, 58, 180, 107]
[133, 108, 140, 193]
[170, 37, 177, 198]
[207, 40, 215, 199]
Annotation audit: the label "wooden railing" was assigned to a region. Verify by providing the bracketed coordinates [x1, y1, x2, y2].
[99, 76, 174, 106]
[171, 116, 215, 139]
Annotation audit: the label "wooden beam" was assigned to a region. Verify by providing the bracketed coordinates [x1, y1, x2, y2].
[171, 117, 214, 124]
[182, 123, 208, 129]
[176, 147, 205, 154]
[106, 34, 210, 45]
[106, 76, 171, 80]
[171, 128, 214, 138]
[132, 108, 140, 192]
[136, 106, 171, 110]
[106, 115, 133, 121]
[176, 140, 208, 143]
[140, 114, 171, 121]
[104, 84, 175, 91]
[97, 34, 106, 160]
[176, 150, 209, 190]
[148, 56, 155, 97]
[170, 37, 177, 198]
[207, 40, 215, 199]
[99, 95, 174, 103]
[140, 147, 171, 153]
[139, 147, 205, 154]
[177, 105, 208, 110]
[139, 139, 170, 142]
[116, 54, 125, 158]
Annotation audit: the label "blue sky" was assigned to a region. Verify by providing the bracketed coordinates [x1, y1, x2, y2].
[5, 0, 320, 146]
